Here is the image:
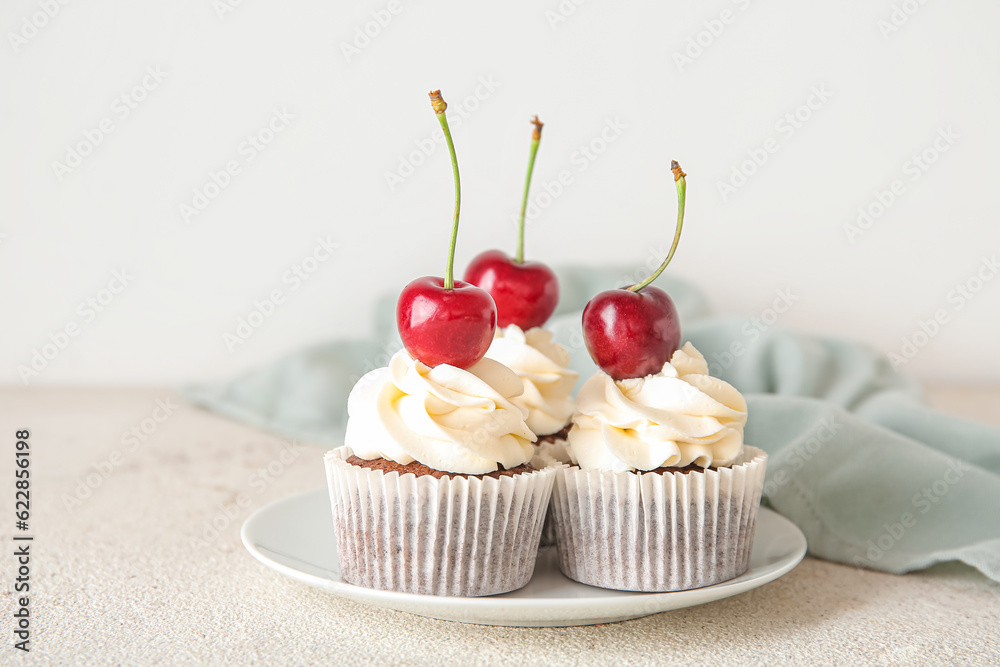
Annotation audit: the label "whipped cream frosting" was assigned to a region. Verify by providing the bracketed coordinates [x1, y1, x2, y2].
[567, 343, 747, 472]
[345, 349, 536, 474]
[484, 325, 578, 437]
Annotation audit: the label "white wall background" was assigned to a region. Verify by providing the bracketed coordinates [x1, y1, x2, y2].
[2, 0, 999, 386]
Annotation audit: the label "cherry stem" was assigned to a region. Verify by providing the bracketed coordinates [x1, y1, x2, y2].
[627, 160, 687, 293]
[515, 116, 544, 264]
[430, 90, 461, 289]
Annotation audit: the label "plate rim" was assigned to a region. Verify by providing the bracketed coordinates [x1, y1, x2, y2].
[241, 487, 807, 618]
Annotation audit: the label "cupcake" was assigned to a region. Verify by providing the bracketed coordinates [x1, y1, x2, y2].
[484, 324, 578, 463]
[553, 343, 766, 591]
[482, 324, 578, 547]
[462, 114, 574, 463]
[326, 89, 559, 597]
[550, 160, 766, 591]
[325, 349, 558, 597]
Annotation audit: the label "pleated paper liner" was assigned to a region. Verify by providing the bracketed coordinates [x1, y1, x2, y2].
[325, 446, 560, 597]
[551, 446, 768, 592]
[535, 439, 570, 547]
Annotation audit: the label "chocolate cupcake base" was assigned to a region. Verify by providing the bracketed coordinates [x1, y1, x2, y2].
[535, 423, 572, 446]
[551, 446, 767, 592]
[325, 446, 558, 597]
[345, 455, 534, 480]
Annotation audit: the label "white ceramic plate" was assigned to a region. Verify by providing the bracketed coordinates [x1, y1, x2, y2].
[242, 488, 807, 627]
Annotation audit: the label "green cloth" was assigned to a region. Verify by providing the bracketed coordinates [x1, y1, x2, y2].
[185, 267, 1000, 581]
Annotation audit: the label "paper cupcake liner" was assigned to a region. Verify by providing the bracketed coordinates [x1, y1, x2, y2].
[325, 446, 558, 597]
[551, 446, 767, 592]
[535, 439, 570, 547]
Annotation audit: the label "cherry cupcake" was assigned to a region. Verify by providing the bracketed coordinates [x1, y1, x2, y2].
[552, 162, 768, 592]
[465, 116, 577, 461]
[482, 324, 576, 548]
[325, 91, 557, 597]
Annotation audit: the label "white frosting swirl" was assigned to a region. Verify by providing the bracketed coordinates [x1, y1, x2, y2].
[484, 325, 578, 437]
[567, 343, 747, 472]
[345, 349, 536, 474]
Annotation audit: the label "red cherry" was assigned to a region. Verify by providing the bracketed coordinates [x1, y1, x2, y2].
[581, 286, 680, 380]
[463, 250, 559, 329]
[580, 160, 688, 380]
[396, 276, 497, 369]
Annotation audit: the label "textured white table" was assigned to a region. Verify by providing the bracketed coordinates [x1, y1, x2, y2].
[1, 386, 998, 666]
